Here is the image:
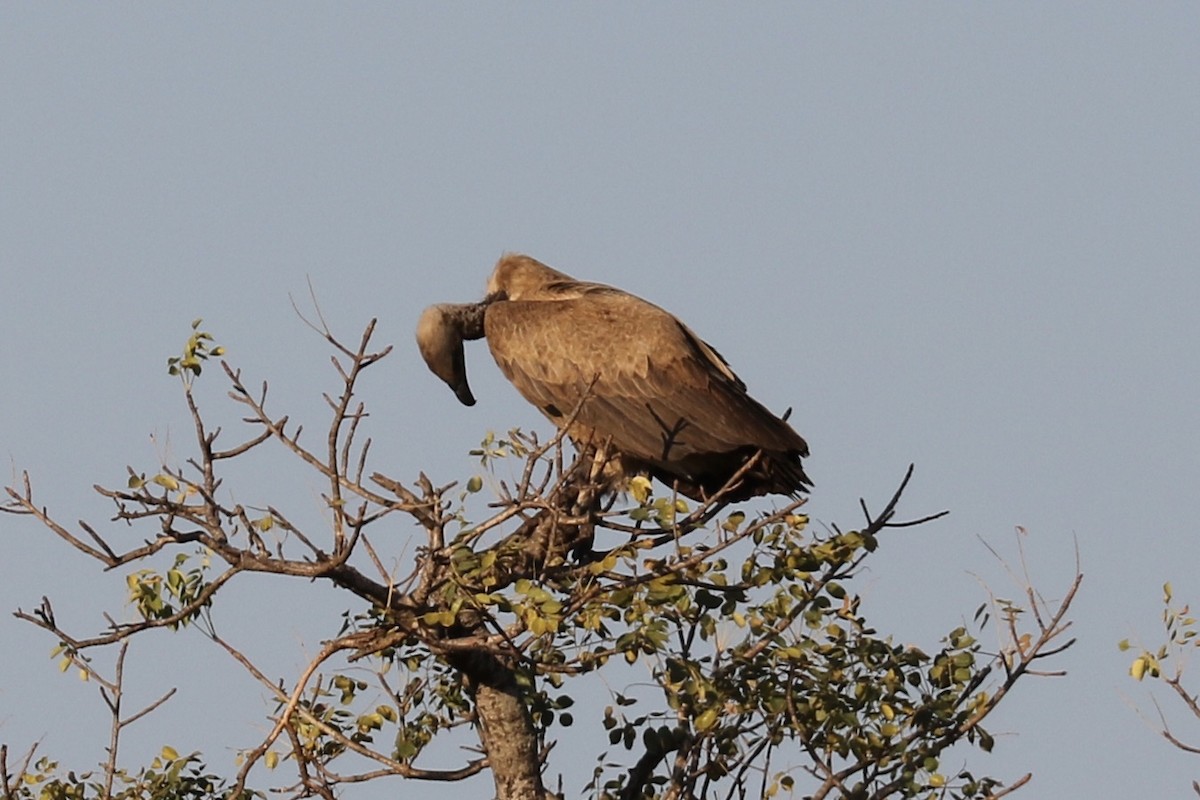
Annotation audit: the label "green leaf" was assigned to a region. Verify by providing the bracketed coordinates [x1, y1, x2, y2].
[629, 476, 653, 504]
[694, 707, 720, 732]
[152, 474, 180, 491]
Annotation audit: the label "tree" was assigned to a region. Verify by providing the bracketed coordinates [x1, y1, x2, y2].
[2, 318, 1081, 800]
[1123, 584, 1200, 795]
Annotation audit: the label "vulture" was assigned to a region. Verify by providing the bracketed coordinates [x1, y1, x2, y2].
[416, 254, 810, 501]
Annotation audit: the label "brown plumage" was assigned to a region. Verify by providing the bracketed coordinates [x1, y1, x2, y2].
[417, 254, 811, 501]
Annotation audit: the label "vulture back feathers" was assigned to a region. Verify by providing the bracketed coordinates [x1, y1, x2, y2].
[417, 254, 810, 501]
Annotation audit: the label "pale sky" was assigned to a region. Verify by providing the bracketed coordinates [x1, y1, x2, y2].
[3, 6, 1199, 798]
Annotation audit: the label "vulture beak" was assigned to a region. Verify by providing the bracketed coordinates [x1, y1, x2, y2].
[416, 304, 480, 406]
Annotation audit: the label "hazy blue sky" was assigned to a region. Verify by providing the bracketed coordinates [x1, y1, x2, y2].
[3, 5, 1199, 798]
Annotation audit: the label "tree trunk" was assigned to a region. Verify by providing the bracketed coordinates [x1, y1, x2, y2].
[441, 472, 600, 799]
[453, 650, 555, 800]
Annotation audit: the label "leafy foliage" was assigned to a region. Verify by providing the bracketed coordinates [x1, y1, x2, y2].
[166, 319, 224, 383]
[2, 749, 247, 800]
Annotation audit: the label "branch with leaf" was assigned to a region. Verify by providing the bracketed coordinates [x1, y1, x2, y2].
[1122, 581, 1200, 796]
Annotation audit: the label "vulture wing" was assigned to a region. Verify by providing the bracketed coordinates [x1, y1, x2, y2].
[484, 288, 810, 498]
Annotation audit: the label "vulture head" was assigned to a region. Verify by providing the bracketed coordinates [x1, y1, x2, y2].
[414, 302, 488, 407]
[417, 253, 811, 501]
